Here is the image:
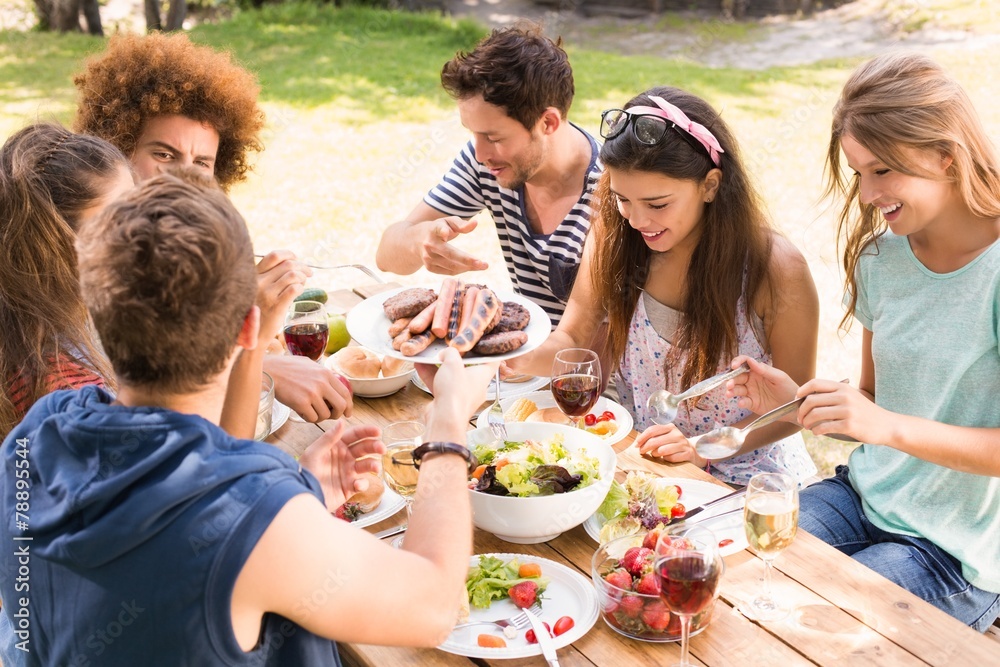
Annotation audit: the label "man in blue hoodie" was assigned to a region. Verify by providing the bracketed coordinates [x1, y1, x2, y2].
[0, 173, 496, 665]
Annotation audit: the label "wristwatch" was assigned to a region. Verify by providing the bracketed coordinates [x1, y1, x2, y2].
[412, 441, 479, 474]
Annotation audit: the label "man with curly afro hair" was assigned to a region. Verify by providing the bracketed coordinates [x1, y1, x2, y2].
[73, 32, 264, 192]
[72, 32, 357, 430]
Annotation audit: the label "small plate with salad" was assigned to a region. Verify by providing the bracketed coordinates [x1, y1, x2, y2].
[584, 471, 748, 557]
[439, 553, 599, 659]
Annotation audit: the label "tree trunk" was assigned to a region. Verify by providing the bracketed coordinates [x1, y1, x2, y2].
[145, 0, 162, 31]
[32, 0, 53, 30]
[165, 0, 186, 31]
[80, 0, 103, 35]
[51, 0, 82, 32]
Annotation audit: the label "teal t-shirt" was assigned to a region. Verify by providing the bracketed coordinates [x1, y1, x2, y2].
[848, 232, 1000, 593]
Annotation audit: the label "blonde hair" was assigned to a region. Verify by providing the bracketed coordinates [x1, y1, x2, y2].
[826, 52, 1000, 329]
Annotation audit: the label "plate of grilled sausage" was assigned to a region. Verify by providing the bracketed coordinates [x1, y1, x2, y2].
[346, 280, 551, 364]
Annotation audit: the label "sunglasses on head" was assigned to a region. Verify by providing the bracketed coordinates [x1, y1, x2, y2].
[599, 108, 717, 162]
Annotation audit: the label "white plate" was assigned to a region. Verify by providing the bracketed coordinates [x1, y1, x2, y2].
[258, 400, 291, 441]
[583, 477, 748, 557]
[412, 373, 550, 401]
[352, 487, 406, 529]
[475, 391, 634, 447]
[347, 287, 551, 365]
[439, 553, 599, 659]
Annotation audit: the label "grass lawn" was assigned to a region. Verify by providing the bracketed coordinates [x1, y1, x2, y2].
[2, 2, 997, 475]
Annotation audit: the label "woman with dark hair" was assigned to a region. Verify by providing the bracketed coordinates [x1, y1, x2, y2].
[511, 86, 819, 485]
[0, 123, 134, 440]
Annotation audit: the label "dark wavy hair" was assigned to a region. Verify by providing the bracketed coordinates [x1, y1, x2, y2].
[440, 20, 574, 129]
[73, 33, 265, 191]
[590, 86, 773, 389]
[0, 123, 126, 438]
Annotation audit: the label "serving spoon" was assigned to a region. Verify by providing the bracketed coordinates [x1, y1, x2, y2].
[647, 362, 750, 425]
[694, 378, 850, 459]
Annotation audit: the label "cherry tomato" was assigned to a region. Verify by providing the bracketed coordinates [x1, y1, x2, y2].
[673, 484, 683, 498]
[598, 410, 616, 422]
[718, 538, 734, 548]
[553, 615, 575, 636]
[584, 413, 597, 426]
[670, 503, 686, 518]
[525, 622, 551, 644]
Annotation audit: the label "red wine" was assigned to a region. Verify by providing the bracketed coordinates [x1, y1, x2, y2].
[284, 323, 329, 361]
[657, 555, 721, 616]
[551, 374, 600, 416]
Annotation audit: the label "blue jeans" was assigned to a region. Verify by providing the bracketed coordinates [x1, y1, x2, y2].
[800, 466, 1000, 633]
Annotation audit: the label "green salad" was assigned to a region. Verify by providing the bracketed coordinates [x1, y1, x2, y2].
[470, 433, 601, 497]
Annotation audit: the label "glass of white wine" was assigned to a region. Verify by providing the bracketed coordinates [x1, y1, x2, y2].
[381, 420, 424, 548]
[742, 472, 798, 621]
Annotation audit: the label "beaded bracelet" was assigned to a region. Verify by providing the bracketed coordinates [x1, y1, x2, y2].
[412, 441, 479, 474]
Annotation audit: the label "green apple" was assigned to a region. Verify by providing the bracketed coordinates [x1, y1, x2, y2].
[326, 313, 352, 355]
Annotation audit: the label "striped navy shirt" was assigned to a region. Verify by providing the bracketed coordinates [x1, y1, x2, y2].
[424, 125, 601, 327]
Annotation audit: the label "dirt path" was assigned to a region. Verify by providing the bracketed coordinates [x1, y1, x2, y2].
[447, 0, 996, 69]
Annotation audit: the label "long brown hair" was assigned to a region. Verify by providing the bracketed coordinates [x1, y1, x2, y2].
[590, 87, 773, 389]
[826, 52, 1000, 330]
[0, 123, 127, 438]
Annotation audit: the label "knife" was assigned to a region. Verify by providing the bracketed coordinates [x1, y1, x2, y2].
[523, 608, 560, 667]
[677, 486, 747, 522]
[372, 523, 406, 540]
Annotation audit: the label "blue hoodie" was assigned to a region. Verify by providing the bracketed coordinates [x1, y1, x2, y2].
[0, 386, 341, 666]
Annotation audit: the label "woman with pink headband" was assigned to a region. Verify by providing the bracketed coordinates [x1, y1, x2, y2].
[510, 86, 820, 486]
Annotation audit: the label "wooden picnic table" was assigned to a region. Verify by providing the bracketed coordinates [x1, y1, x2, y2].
[265, 283, 1000, 667]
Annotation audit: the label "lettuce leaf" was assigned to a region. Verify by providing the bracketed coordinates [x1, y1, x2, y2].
[596, 480, 630, 522]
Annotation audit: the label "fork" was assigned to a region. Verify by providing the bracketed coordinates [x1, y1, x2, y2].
[453, 602, 543, 633]
[253, 255, 385, 284]
[486, 368, 508, 440]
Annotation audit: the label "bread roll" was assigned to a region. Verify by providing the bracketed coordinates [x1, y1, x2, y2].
[345, 473, 384, 513]
[524, 407, 574, 425]
[328, 347, 380, 379]
[380, 355, 407, 378]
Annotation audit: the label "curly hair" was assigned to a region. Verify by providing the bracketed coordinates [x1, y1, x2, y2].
[441, 20, 574, 130]
[73, 33, 265, 191]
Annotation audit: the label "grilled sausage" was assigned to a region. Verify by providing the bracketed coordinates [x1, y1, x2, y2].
[472, 330, 528, 355]
[388, 317, 412, 338]
[446, 286, 464, 342]
[400, 330, 437, 356]
[383, 288, 438, 322]
[431, 278, 460, 339]
[391, 329, 412, 351]
[457, 285, 480, 333]
[450, 289, 501, 354]
[408, 302, 437, 335]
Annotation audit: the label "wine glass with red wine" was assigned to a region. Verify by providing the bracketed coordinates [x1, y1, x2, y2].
[550, 348, 601, 423]
[655, 525, 723, 667]
[283, 300, 329, 362]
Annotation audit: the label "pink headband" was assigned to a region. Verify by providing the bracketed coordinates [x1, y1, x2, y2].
[627, 95, 725, 167]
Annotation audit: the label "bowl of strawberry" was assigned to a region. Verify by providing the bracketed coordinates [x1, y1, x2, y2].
[591, 531, 715, 642]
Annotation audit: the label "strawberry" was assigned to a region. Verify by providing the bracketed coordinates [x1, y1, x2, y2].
[621, 546, 654, 577]
[508, 581, 538, 609]
[333, 502, 362, 522]
[619, 594, 644, 619]
[641, 600, 671, 631]
[635, 572, 661, 596]
[603, 569, 633, 591]
[642, 527, 664, 551]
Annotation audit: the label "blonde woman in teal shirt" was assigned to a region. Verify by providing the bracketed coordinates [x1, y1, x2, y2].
[728, 52, 1000, 631]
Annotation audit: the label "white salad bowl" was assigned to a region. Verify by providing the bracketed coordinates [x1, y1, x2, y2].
[466, 422, 617, 544]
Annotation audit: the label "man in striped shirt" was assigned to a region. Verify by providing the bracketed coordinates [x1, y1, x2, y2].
[375, 22, 601, 326]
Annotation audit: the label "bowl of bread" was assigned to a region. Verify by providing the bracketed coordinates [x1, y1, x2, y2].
[325, 346, 415, 398]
